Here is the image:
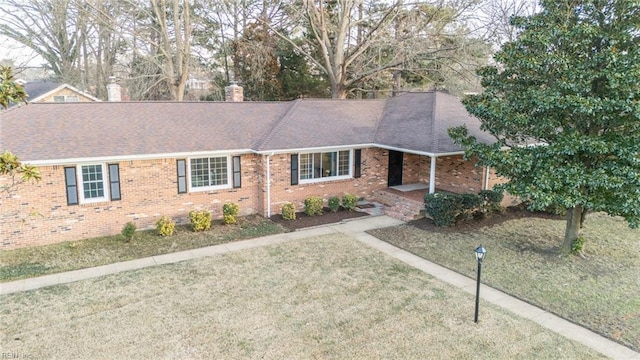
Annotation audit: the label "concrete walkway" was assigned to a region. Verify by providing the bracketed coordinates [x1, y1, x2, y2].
[1, 216, 638, 360]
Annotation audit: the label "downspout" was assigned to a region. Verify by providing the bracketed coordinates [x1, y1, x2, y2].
[429, 156, 436, 194]
[266, 153, 273, 217]
[484, 166, 491, 190]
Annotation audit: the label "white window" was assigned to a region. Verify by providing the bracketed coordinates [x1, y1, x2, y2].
[189, 156, 230, 190]
[79, 164, 108, 203]
[299, 150, 351, 182]
[53, 95, 79, 102]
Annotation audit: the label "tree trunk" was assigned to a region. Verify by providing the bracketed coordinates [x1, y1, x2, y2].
[331, 84, 348, 99]
[560, 205, 583, 255]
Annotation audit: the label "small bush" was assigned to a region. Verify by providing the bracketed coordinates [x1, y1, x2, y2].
[189, 210, 212, 232]
[121, 222, 136, 242]
[571, 236, 585, 255]
[479, 189, 505, 212]
[328, 196, 341, 212]
[222, 202, 240, 225]
[342, 193, 359, 211]
[304, 196, 324, 216]
[424, 192, 462, 227]
[460, 193, 483, 220]
[281, 202, 296, 220]
[156, 216, 175, 236]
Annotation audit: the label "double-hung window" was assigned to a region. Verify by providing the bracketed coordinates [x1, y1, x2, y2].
[65, 163, 121, 205]
[190, 156, 229, 190]
[299, 150, 351, 182]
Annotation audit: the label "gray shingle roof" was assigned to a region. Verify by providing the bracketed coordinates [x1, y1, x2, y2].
[22, 82, 64, 101]
[1, 92, 496, 163]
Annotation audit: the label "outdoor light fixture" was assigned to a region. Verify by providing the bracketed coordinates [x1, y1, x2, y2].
[474, 245, 486, 323]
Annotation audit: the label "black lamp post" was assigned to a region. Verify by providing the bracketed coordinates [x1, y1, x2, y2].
[474, 245, 486, 323]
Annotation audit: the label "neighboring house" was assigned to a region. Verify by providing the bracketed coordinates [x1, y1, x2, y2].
[0, 90, 499, 249]
[22, 82, 101, 103]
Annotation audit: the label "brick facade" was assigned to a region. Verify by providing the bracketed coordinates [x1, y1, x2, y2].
[1, 148, 500, 250]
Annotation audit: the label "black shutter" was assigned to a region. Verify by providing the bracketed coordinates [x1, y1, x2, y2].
[232, 156, 241, 188]
[291, 154, 298, 185]
[109, 164, 121, 201]
[354, 149, 362, 178]
[64, 167, 78, 205]
[177, 159, 187, 193]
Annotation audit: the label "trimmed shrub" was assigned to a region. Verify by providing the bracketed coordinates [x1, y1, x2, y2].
[281, 202, 296, 220]
[328, 196, 341, 212]
[479, 189, 505, 212]
[460, 193, 483, 220]
[304, 196, 324, 216]
[341, 193, 358, 211]
[121, 222, 136, 242]
[424, 192, 462, 227]
[222, 202, 240, 225]
[189, 210, 212, 232]
[156, 216, 175, 236]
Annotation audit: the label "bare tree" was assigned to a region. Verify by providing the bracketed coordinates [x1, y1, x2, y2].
[0, 0, 82, 83]
[265, 0, 484, 99]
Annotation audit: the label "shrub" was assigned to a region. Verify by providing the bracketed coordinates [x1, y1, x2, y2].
[121, 222, 136, 242]
[479, 189, 505, 212]
[156, 216, 175, 236]
[189, 210, 212, 232]
[571, 236, 585, 255]
[304, 196, 324, 216]
[281, 202, 296, 220]
[341, 193, 359, 211]
[328, 196, 341, 212]
[424, 192, 462, 227]
[222, 202, 240, 225]
[460, 193, 483, 220]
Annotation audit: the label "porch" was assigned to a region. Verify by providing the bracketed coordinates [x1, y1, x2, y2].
[372, 184, 431, 222]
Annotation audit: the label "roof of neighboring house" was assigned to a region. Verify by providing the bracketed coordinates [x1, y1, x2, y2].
[22, 82, 101, 103]
[1, 91, 495, 164]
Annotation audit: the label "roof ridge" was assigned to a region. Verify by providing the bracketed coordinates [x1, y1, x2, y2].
[254, 99, 302, 150]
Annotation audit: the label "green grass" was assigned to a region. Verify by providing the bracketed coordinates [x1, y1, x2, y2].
[0, 235, 603, 359]
[0, 215, 286, 282]
[369, 212, 640, 353]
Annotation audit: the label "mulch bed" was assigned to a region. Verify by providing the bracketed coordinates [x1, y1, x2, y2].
[270, 208, 369, 231]
[407, 205, 565, 233]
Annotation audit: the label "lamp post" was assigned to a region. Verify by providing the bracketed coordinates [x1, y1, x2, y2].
[474, 245, 486, 323]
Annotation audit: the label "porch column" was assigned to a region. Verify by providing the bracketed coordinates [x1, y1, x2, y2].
[429, 156, 436, 194]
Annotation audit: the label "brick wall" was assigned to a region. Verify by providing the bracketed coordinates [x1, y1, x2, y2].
[1, 155, 262, 249]
[267, 148, 389, 216]
[1, 148, 501, 250]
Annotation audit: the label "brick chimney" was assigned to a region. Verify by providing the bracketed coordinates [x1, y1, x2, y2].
[225, 82, 243, 102]
[107, 76, 121, 102]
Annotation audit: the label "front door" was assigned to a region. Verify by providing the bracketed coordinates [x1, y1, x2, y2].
[387, 150, 403, 186]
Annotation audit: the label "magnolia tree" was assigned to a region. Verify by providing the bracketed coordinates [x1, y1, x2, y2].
[0, 66, 41, 194]
[449, 0, 640, 256]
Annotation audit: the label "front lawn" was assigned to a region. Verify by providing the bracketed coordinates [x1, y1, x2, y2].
[0, 235, 602, 359]
[369, 209, 640, 352]
[0, 215, 286, 282]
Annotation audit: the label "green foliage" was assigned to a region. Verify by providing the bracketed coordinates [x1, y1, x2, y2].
[222, 203, 240, 225]
[0, 65, 27, 109]
[304, 196, 324, 216]
[189, 210, 212, 232]
[156, 216, 175, 237]
[571, 236, 586, 255]
[0, 151, 42, 194]
[479, 189, 505, 213]
[341, 194, 358, 211]
[121, 222, 136, 242]
[328, 196, 341, 212]
[281, 202, 296, 220]
[424, 193, 463, 227]
[460, 193, 483, 220]
[449, 1, 640, 247]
